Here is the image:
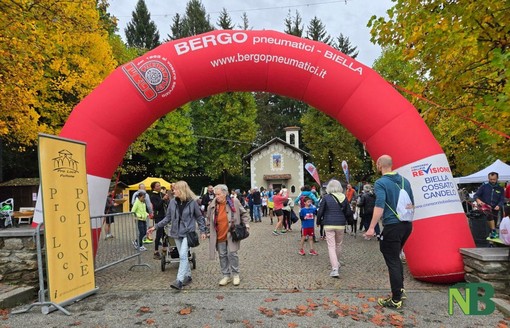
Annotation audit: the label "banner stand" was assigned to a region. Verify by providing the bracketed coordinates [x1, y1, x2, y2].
[11, 223, 98, 316]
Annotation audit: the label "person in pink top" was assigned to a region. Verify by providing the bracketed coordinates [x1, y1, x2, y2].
[272, 188, 289, 235]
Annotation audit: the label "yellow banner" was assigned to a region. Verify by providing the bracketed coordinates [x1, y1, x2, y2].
[38, 134, 96, 304]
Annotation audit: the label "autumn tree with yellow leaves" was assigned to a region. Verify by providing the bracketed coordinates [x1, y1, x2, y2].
[369, 0, 509, 175]
[0, 0, 117, 149]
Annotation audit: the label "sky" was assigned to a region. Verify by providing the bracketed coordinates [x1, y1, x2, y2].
[107, 0, 394, 67]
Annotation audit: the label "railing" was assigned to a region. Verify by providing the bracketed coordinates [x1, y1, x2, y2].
[92, 212, 150, 272]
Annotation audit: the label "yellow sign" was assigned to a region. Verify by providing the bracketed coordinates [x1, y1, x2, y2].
[38, 134, 96, 304]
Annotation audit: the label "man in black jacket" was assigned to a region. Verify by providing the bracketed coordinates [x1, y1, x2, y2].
[150, 181, 169, 260]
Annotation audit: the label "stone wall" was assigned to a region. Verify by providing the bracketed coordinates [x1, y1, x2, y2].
[460, 247, 510, 301]
[0, 227, 40, 286]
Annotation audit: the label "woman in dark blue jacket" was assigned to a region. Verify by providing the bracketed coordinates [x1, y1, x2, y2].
[317, 179, 352, 278]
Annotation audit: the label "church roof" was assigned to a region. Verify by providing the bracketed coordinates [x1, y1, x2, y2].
[243, 137, 310, 160]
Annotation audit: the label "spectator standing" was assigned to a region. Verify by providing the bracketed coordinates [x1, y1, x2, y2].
[474, 172, 505, 239]
[150, 181, 170, 260]
[364, 155, 414, 309]
[252, 187, 262, 222]
[132, 193, 149, 251]
[103, 192, 117, 239]
[357, 184, 381, 239]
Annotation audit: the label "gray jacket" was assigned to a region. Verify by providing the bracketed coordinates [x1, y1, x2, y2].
[154, 198, 206, 238]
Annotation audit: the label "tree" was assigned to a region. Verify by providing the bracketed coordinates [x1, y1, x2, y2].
[190, 93, 258, 181]
[138, 107, 198, 179]
[284, 10, 304, 37]
[305, 16, 332, 45]
[0, 0, 117, 180]
[125, 0, 160, 50]
[181, 0, 214, 38]
[368, 0, 509, 174]
[334, 34, 358, 58]
[217, 8, 234, 30]
[300, 31, 365, 182]
[239, 12, 250, 30]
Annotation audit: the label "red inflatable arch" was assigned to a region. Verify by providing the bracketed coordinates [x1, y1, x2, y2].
[39, 30, 474, 283]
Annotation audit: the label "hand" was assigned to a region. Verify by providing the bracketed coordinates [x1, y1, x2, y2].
[200, 233, 207, 240]
[147, 227, 155, 234]
[364, 227, 375, 239]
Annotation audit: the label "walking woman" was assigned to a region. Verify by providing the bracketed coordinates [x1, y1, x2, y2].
[147, 181, 207, 290]
[272, 188, 289, 235]
[206, 184, 250, 286]
[317, 179, 352, 278]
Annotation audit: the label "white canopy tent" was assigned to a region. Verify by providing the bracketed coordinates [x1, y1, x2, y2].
[454, 159, 510, 184]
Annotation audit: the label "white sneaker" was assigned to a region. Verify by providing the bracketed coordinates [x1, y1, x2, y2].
[233, 275, 240, 286]
[219, 277, 232, 286]
[138, 246, 147, 251]
[329, 268, 339, 278]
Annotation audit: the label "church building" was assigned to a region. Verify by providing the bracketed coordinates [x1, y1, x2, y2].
[243, 127, 309, 198]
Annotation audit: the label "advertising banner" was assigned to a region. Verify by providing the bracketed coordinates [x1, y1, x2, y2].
[38, 134, 96, 305]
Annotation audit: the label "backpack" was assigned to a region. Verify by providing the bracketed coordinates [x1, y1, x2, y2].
[386, 178, 414, 222]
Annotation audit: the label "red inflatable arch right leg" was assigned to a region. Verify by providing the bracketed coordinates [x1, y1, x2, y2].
[33, 30, 473, 283]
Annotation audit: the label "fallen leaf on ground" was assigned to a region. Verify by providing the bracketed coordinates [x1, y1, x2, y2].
[288, 323, 299, 328]
[146, 318, 155, 325]
[264, 298, 278, 302]
[179, 307, 192, 315]
[139, 306, 151, 313]
[216, 295, 224, 300]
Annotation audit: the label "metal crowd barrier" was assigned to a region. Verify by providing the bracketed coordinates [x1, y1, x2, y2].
[92, 212, 150, 272]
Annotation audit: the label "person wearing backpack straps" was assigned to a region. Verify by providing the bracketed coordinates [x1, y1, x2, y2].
[364, 155, 414, 309]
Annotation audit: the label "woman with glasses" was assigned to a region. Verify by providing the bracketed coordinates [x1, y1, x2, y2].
[206, 184, 250, 286]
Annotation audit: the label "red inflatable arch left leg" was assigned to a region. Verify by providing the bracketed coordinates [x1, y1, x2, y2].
[34, 30, 473, 283]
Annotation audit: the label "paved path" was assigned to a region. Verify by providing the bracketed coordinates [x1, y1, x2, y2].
[4, 217, 509, 327]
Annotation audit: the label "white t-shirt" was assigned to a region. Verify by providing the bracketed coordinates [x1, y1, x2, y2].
[500, 216, 510, 245]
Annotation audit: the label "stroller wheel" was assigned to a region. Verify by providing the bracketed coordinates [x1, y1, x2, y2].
[161, 255, 166, 272]
[191, 252, 196, 270]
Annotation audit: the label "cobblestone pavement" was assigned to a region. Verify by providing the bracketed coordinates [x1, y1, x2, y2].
[95, 217, 438, 292]
[4, 216, 509, 327]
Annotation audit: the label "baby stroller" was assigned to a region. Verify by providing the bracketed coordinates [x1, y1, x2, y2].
[160, 225, 197, 272]
[0, 198, 14, 229]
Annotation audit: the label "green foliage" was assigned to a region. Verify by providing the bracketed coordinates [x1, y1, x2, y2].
[139, 107, 198, 179]
[125, 0, 160, 50]
[306, 16, 332, 45]
[300, 109, 365, 183]
[369, 0, 509, 175]
[191, 93, 259, 180]
[284, 10, 304, 37]
[217, 8, 234, 30]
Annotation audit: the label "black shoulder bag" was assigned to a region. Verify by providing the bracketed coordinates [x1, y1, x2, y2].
[178, 201, 199, 248]
[230, 206, 249, 242]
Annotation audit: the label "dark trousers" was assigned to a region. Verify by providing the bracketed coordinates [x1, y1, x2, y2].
[154, 226, 167, 252]
[379, 222, 412, 301]
[137, 220, 147, 247]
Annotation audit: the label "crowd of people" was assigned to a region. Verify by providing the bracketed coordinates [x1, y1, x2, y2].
[101, 154, 508, 311]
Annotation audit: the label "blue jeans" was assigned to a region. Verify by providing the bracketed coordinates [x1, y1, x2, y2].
[174, 237, 191, 282]
[253, 204, 262, 221]
[137, 220, 147, 247]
